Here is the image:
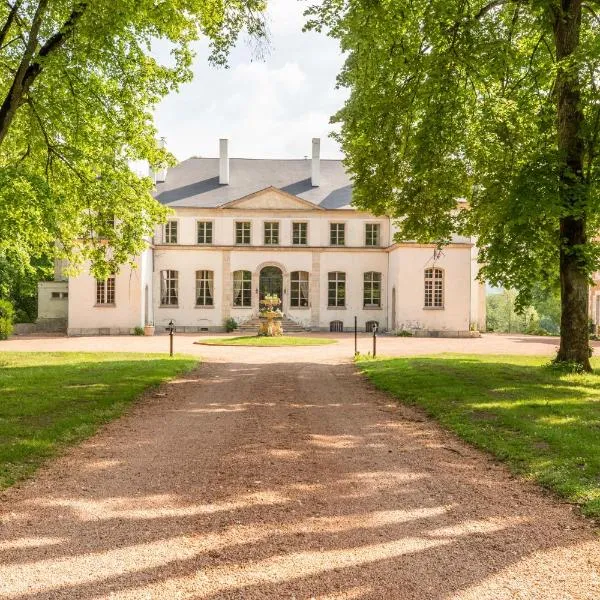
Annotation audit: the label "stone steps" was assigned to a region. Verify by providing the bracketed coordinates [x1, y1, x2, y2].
[237, 316, 308, 333]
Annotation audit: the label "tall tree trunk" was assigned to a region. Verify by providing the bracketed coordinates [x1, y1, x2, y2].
[553, 0, 591, 370]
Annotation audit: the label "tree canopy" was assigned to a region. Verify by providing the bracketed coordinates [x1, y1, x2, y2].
[0, 0, 266, 279]
[307, 0, 600, 368]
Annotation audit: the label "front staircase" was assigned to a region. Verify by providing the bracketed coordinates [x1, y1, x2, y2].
[236, 314, 309, 334]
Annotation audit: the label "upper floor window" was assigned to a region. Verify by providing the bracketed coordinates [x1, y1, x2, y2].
[164, 220, 178, 244]
[197, 221, 213, 244]
[290, 271, 309, 307]
[365, 223, 380, 247]
[363, 271, 382, 308]
[233, 270, 252, 307]
[328, 271, 346, 307]
[196, 270, 214, 306]
[96, 276, 115, 306]
[292, 222, 307, 245]
[160, 270, 178, 306]
[235, 221, 251, 245]
[264, 222, 279, 245]
[424, 268, 444, 308]
[330, 223, 345, 246]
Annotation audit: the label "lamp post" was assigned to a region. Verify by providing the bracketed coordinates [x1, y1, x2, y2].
[372, 323, 378, 358]
[167, 319, 175, 356]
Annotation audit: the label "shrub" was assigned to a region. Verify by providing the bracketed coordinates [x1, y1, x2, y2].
[133, 326, 145, 336]
[0, 299, 15, 340]
[395, 329, 413, 337]
[224, 317, 237, 333]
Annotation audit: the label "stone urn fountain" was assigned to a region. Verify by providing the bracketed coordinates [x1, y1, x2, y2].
[258, 294, 283, 337]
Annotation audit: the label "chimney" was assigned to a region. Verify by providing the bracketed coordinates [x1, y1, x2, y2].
[219, 138, 229, 185]
[153, 137, 168, 183]
[311, 137, 320, 187]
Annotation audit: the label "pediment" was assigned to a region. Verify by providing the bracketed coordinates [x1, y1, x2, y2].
[220, 187, 323, 210]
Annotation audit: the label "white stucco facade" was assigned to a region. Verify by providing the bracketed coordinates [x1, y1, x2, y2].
[64, 142, 486, 336]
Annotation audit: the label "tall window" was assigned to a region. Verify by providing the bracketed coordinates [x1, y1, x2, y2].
[196, 270, 214, 306]
[290, 271, 309, 307]
[328, 272, 346, 307]
[96, 276, 115, 305]
[235, 222, 251, 244]
[233, 270, 252, 307]
[197, 221, 213, 244]
[364, 271, 382, 307]
[160, 270, 178, 306]
[292, 222, 307, 245]
[164, 220, 178, 244]
[365, 223, 380, 246]
[424, 268, 444, 308]
[330, 223, 345, 246]
[264, 222, 279, 245]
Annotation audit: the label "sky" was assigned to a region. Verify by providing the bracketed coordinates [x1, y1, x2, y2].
[153, 0, 348, 162]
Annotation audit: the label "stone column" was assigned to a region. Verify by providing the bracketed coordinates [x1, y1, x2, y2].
[311, 251, 321, 330]
[222, 251, 232, 320]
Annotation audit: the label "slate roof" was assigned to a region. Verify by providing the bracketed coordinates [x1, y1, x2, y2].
[153, 158, 353, 210]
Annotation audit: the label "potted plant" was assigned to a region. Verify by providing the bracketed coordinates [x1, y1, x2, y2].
[258, 294, 283, 337]
[144, 322, 155, 336]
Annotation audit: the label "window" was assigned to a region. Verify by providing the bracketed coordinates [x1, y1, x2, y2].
[424, 268, 444, 308]
[330, 223, 345, 246]
[233, 270, 252, 307]
[264, 222, 279, 245]
[365, 223, 380, 246]
[330, 320, 344, 332]
[96, 276, 115, 305]
[235, 222, 251, 245]
[290, 271, 309, 307]
[195, 270, 214, 306]
[160, 270, 178, 306]
[164, 220, 178, 244]
[363, 271, 382, 308]
[328, 272, 346, 307]
[292, 222, 307, 245]
[197, 221, 213, 244]
[365, 320, 379, 333]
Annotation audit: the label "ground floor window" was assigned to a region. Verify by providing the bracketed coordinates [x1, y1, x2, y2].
[196, 270, 214, 306]
[290, 271, 309, 307]
[328, 272, 346, 307]
[96, 276, 115, 305]
[233, 270, 252, 307]
[364, 271, 382, 307]
[425, 267, 444, 308]
[160, 270, 178, 306]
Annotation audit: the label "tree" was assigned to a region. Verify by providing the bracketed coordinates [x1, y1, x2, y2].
[0, 1, 266, 280]
[307, 0, 600, 370]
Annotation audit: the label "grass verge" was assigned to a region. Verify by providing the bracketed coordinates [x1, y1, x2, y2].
[358, 354, 600, 518]
[0, 352, 198, 490]
[196, 336, 336, 347]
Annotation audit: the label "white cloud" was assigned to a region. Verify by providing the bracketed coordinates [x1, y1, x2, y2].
[153, 0, 348, 161]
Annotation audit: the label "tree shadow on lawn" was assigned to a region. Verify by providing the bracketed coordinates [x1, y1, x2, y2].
[0, 358, 597, 599]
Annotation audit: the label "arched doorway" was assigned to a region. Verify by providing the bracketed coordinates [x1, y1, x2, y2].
[259, 266, 283, 302]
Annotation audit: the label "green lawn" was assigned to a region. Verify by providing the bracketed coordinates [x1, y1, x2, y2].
[0, 352, 198, 490]
[197, 336, 336, 346]
[358, 354, 600, 518]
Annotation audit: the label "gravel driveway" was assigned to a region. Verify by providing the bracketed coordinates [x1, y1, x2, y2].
[0, 340, 599, 599]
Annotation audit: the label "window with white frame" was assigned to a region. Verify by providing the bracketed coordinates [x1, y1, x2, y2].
[195, 270, 214, 306]
[264, 222, 279, 245]
[164, 220, 178, 244]
[96, 276, 115, 305]
[292, 222, 307, 245]
[363, 271, 382, 307]
[330, 223, 345, 246]
[365, 223, 380, 246]
[424, 268, 444, 308]
[160, 270, 179, 306]
[235, 221, 251, 245]
[197, 221, 213, 244]
[290, 271, 309, 307]
[233, 270, 252, 307]
[328, 272, 346, 307]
